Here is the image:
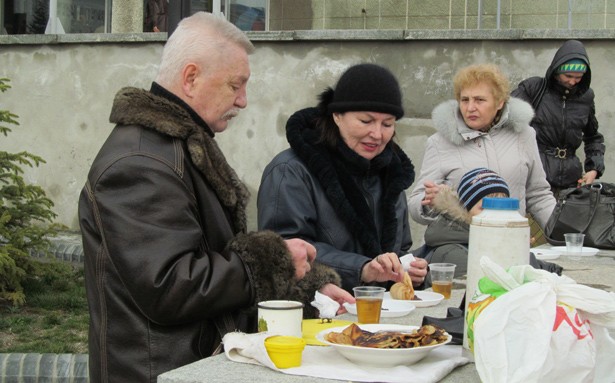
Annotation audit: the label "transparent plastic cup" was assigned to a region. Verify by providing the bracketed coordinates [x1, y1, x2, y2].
[564, 233, 585, 254]
[429, 263, 456, 299]
[352, 286, 385, 324]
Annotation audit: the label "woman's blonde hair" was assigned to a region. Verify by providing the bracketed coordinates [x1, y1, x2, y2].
[453, 63, 510, 105]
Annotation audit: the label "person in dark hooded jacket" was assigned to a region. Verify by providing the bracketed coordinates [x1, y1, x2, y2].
[257, 63, 428, 293]
[511, 39, 605, 193]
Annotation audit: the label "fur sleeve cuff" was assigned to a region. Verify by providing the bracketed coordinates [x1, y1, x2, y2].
[227, 231, 342, 319]
[227, 230, 297, 306]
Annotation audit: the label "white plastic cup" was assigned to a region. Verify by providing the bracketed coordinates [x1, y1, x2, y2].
[257, 300, 304, 337]
[564, 233, 585, 254]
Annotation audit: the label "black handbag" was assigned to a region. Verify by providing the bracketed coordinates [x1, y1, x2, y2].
[422, 300, 465, 345]
[544, 182, 615, 249]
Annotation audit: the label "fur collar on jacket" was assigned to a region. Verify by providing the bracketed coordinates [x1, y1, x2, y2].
[431, 97, 535, 146]
[423, 187, 471, 248]
[431, 187, 472, 226]
[285, 107, 415, 257]
[109, 83, 249, 233]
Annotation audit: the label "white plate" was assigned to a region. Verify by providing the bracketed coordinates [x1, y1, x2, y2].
[550, 246, 600, 257]
[343, 299, 415, 318]
[315, 324, 452, 367]
[531, 248, 561, 260]
[384, 291, 444, 308]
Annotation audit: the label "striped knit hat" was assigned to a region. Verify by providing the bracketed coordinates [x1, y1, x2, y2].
[457, 168, 510, 210]
[556, 59, 587, 74]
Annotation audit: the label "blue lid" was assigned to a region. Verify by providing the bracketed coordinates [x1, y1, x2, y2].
[482, 197, 519, 210]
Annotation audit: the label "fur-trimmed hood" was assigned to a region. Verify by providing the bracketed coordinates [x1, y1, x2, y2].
[431, 187, 472, 225]
[109, 83, 250, 233]
[431, 97, 535, 146]
[423, 187, 471, 249]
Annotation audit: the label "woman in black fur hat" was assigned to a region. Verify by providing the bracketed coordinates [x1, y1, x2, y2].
[257, 63, 428, 293]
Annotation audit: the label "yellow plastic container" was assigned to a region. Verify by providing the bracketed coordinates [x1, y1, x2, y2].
[264, 335, 306, 369]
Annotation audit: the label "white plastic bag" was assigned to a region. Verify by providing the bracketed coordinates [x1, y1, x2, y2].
[472, 257, 615, 383]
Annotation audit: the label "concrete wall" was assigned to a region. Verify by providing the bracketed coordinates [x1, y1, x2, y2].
[1, 32, 615, 245]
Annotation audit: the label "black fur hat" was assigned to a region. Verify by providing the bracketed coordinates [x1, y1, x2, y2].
[318, 63, 404, 120]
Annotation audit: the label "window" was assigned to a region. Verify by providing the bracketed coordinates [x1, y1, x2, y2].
[1, 0, 109, 34]
[0, 0, 269, 35]
[181, 0, 267, 32]
[227, 0, 266, 31]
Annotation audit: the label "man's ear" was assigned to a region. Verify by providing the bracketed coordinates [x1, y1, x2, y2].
[181, 63, 199, 96]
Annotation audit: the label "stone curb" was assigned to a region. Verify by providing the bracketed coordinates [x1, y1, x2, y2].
[1, 233, 89, 382]
[0, 353, 88, 382]
[29, 232, 85, 265]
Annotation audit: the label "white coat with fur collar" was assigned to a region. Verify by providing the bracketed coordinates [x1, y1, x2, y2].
[408, 97, 555, 228]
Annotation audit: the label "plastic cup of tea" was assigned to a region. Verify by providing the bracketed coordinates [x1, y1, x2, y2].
[352, 286, 385, 324]
[564, 233, 585, 254]
[429, 263, 456, 299]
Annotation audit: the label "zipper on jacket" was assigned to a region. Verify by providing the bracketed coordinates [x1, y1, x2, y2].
[561, 95, 567, 142]
[559, 96, 567, 187]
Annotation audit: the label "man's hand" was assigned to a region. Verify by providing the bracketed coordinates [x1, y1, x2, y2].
[319, 283, 355, 315]
[284, 238, 316, 280]
[361, 252, 404, 284]
[407, 258, 428, 286]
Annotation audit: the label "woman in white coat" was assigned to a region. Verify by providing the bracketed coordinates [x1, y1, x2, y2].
[408, 63, 555, 234]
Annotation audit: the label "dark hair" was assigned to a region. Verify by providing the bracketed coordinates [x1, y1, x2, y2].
[316, 112, 397, 149]
[316, 114, 341, 149]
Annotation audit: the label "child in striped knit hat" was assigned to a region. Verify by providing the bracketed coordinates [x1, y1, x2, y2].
[416, 168, 561, 281]
[417, 168, 508, 278]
